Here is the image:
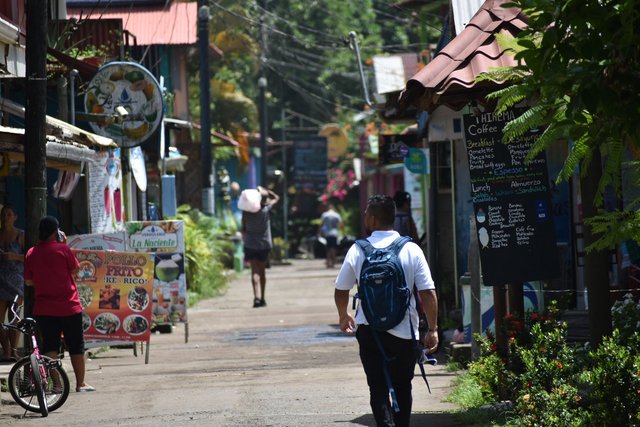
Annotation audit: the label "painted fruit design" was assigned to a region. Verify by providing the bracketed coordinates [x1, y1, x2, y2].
[104, 186, 111, 215]
[114, 188, 122, 222]
[84, 63, 163, 146]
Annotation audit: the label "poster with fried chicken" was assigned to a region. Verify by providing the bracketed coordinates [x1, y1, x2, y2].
[73, 250, 154, 341]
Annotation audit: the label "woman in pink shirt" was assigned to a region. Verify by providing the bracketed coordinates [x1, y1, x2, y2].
[24, 216, 94, 392]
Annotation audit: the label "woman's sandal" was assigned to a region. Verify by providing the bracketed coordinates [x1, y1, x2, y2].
[253, 298, 262, 308]
[76, 385, 96, 392]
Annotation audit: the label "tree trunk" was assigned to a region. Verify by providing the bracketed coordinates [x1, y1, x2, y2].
[580, 148, 611, 346]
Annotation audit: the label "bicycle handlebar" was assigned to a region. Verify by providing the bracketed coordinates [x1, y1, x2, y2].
[1, 294, 36, 335]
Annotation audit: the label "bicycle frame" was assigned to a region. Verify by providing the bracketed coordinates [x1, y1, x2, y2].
[1, 296, 51, 416]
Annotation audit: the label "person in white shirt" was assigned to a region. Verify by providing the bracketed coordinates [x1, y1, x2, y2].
[334, 194, 438, 427]
[318, 204, 343, 268]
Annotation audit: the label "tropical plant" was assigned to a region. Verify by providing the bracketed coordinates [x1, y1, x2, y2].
[477, 0, 640, 345]
[456, 298, 640, 425]
[174, 205, 231, 305]
[479, 0, 640, 246]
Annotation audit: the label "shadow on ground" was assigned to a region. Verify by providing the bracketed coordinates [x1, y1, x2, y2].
[345, 412, 464, 426]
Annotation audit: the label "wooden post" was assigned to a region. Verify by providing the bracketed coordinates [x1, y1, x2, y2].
[469, 216, 482, 359]
[508, 283, 524, 317]
[493, 284, 508, 355]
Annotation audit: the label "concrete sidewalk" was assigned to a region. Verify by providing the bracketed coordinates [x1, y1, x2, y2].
[0, 258, 462, 426]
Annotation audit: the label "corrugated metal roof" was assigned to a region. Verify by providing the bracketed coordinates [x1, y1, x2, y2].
[399, 0, 528, 112]
[67, 1, 197, 46]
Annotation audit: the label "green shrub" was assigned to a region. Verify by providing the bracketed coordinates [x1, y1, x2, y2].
[174, 205, 230, 305]
[448, 372, 489, 409]
[514, 323, 586, 426]
[580, 331, 640, 426]
[611, 293, 640, 341]
[459, 298, 640, 426]
[468, 332, 517, 402]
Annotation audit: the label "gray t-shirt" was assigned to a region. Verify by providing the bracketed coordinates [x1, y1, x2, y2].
[242, 205, 273, 250]
[320, 210, 341, 237]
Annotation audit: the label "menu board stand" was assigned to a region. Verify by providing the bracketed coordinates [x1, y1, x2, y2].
[463, 108, 560, 286]
[125, 221, 189, 344]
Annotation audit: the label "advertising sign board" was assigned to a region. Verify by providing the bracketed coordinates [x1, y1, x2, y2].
[74, 250, 154, 342]
[125, 221, 187, 323]
[463, 109, 560, 285]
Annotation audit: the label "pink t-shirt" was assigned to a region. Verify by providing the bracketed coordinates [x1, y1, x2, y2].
[24, 240, 82, 316]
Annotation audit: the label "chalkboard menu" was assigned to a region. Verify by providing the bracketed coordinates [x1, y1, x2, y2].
[463, 109, 560, 286]
[379, 134, 418, 165]
[293, 137, 328, 192]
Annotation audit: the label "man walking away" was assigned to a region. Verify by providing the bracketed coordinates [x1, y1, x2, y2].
[318, 203, 343, 268]
[334, 194, 438, 427]
[242, 186, 279, 307]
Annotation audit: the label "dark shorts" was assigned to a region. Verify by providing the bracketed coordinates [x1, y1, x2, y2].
[326, 236, 338, 249]
[244, 248, 270, 262]
[34, 313, 85, 355]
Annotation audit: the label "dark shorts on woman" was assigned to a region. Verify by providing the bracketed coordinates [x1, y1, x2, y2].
[35, 313, 85, 355]
[326, 236, 338, 248]
[244, 247, 270, 262]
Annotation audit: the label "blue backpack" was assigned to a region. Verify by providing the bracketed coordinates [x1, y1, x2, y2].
[355, 236, 435, 412]
[355, 236, 412, 331]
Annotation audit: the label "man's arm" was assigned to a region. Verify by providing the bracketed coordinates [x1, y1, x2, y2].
[266, 189, 280, 206]
[334, 289, 355, 333]
[418, 288, 439, 353]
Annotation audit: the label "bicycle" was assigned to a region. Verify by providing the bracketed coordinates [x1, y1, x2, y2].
[1, 296, 70, 417]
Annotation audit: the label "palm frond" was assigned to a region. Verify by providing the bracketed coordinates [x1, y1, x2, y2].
[558, 132, 590, 182]
[503, 104, 546, 143]
[585, 208, 640, 251]
[525, 122, 566, 162]
[488, 85, 528, 113]
[478, 66, 528, 85]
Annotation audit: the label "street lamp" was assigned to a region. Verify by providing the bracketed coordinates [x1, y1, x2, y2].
[258, 76, 268, 187]
[273, 168, 288, 259]
[198, 2, 214, 215]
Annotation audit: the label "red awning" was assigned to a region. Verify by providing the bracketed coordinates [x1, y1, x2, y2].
[67, 1, 197, 46]
[399, 0, 528, 112]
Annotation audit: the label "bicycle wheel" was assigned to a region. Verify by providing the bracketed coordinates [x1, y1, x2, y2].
[42, 356, 70, 412]
[8, 356, 70, 414]
[30, 353, 48, 417]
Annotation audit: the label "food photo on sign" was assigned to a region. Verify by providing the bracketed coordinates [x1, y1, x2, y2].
[73, 250, 154, 341]
[152, 252, 187, 324]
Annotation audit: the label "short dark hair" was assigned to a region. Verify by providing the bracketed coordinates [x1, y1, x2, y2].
[38, 216, 59, 241]
[367, 194, 395, 227]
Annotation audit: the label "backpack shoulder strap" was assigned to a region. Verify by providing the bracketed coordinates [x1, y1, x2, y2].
[355, 239, 374, 257]
[389, 236, 411, 253]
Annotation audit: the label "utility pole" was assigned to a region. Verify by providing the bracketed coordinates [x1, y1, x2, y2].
[24, 0, 48, 314]
[198, 1, 214, 215]
[258, 0, 268, 187]
[280, 108, 288, 259]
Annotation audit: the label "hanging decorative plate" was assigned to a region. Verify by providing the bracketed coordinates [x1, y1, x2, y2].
[84, 62, 163, 148]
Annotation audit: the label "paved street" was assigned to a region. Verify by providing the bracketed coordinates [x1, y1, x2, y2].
[0, 259, 461, 426]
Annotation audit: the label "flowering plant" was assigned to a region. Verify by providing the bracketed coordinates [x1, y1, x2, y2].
[320, 160, 356, 203]
[611, 293, 640, 341]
